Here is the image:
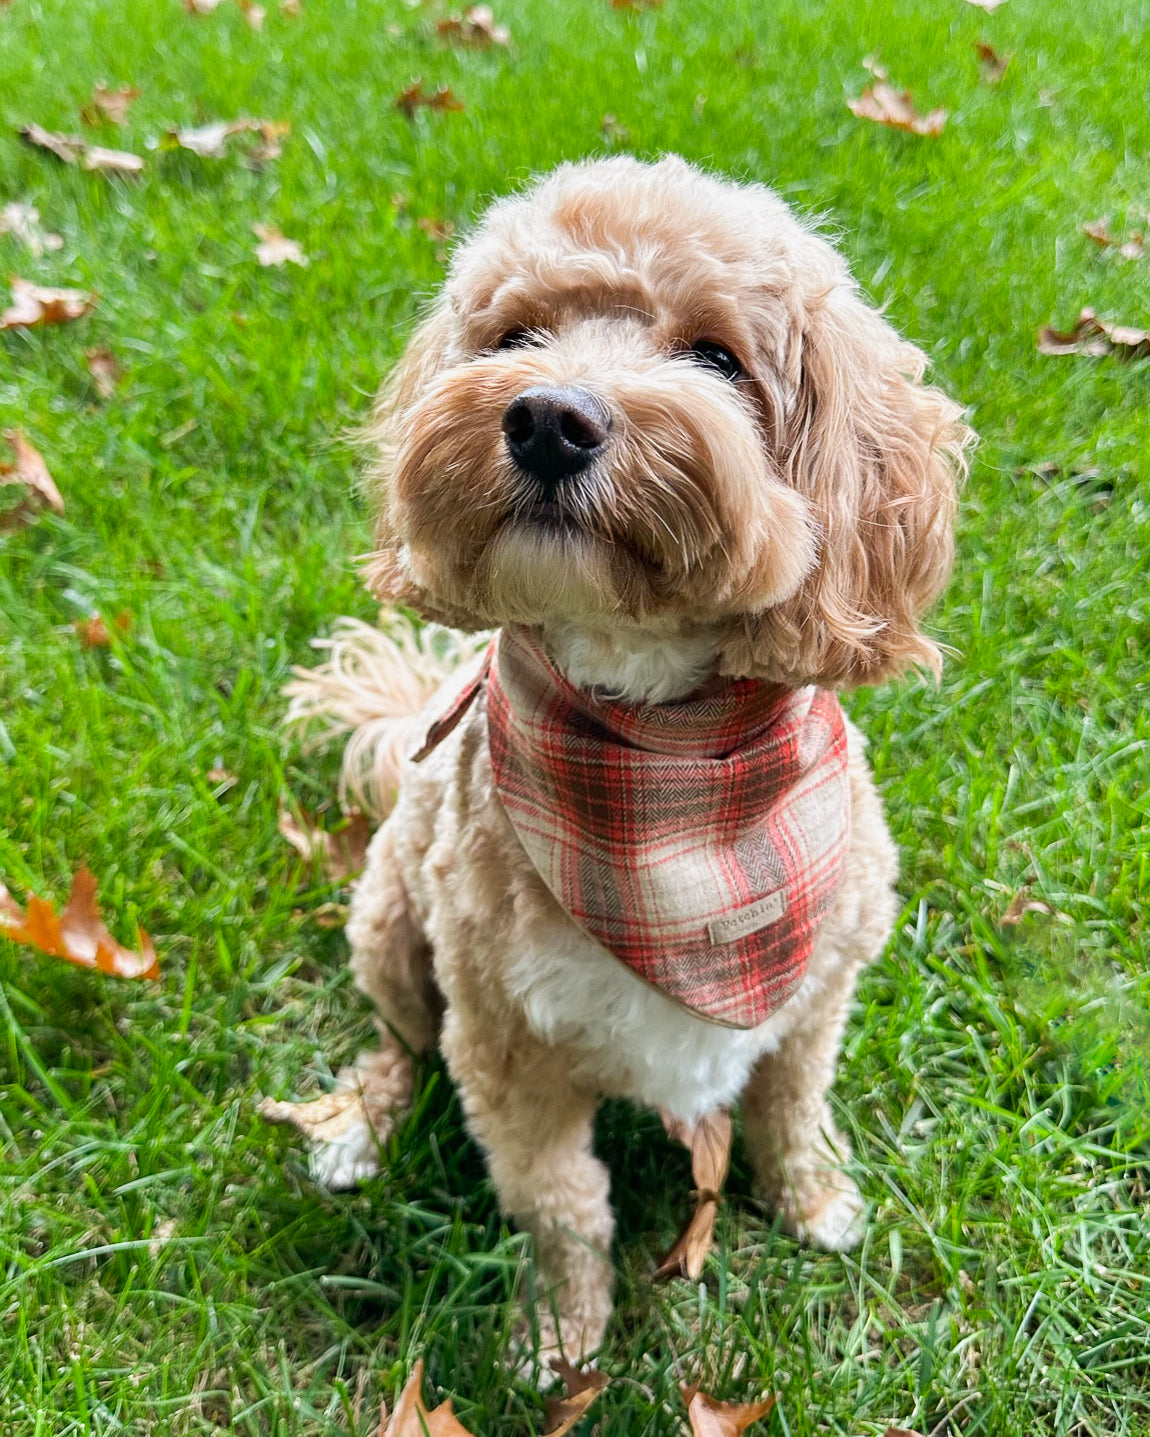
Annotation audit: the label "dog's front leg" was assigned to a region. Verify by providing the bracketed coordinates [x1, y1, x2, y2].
[440, 1013, 614, 1364]
[740, 986, 867, 1253]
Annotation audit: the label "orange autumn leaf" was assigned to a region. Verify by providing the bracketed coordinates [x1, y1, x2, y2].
[848, 82, 947, 136]
[74, 611, 131, 648]
[0, 868, 159, 980]
[1, 277, 97, 330]
[974, 40, 1010, 83]
[682, 1386, 777, 1437]
[395, 82, 465, 119]
[378, 1360, 477, 1437]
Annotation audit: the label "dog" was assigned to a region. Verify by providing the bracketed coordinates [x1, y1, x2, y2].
[264, 154, 971, 1363]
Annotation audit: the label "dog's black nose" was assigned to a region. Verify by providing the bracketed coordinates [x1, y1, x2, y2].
[502, 386, 611, 487]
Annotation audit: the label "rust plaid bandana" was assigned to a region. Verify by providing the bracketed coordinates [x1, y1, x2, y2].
[419, 626, 850, 1029]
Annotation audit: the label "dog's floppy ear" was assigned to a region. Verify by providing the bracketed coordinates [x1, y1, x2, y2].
[720, 276, 973, 689]
[360, 303, 485, 628]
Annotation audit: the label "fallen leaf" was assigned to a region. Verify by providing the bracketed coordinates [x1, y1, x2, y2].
[964, 0, 1006, 8]
[1082, 216, 1145, 261]
[278, 802, 370, 881]
[417, 216, 454, 242]
[0, 868, 159, 980]
[610, 0, 664, 9]
[1, 277, 97, 330]
[998, 887, 1055, 926]
[1, 429, 64, 531]
[655, 1108, 732, 1280]
[882, 1429, 927, 1437]
[159, 117, 288, 160]
[848, 83, 947, 136]
[239, 0, 266, 27]
[253, 222, 309, 267]
[74, 612, 131, 648]
[544, 1359, 609, 1436]
[184, 0, 227, 11]
[974, 40, 1010, 82]
[1037, 307, 1150, 359]
[280, 0, 301, 13]
[377, 1360, 477, 1437]
[395, 82, 465, 119]
[20, 122, 144, 174]
[0, 202, 64, 256]
[85, 346, 120, 399]
[436, 5, 510, 47]
[682, 1386, 776, 1437]
[601, 113, 630, 145]
[80, 82, 140, 126]
[206, 765, 238, 788]
[148, 1217, 178, 1257]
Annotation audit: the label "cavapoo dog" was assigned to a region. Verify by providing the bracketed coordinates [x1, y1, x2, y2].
[264, 154, 971, 1362]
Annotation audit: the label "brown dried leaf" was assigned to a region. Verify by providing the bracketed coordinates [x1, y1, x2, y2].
[395, 82, 465, 119]
[81, 82, 141, 127]
[377, 1360, 477, 1437]
[974, 41, 1010, 82]
[1, 277, 97, 330]
[280, 0, 301, 13]
[543, 1360, 609, 1436]
[655, 1108, 732, 1279]
[20, 122, 144, 173]
[1, 429, 64, 532]
[436, 5, 510, 47]
[160, 117, 288, 159]
[0, 202, 64, 256]
[19, 122, 86, 163]
[998, 887, 1055, 926]
[74, 611, 131, 648]
[1082, 217, 1145, 260]
[85, 346, 120, 399]
[278, 803, 370, 881]
[681, 1386, 777, 1437]
[0, 868, 159, 980]
[848, 83, 947, 136]
[253, 223, 309, 267]
[1037, 307, 1150, 359]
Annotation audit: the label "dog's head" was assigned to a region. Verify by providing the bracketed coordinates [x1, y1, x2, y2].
[364, 156, 971, 687]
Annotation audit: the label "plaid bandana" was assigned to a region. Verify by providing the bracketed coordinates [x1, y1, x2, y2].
[417, 626, 850, 1029]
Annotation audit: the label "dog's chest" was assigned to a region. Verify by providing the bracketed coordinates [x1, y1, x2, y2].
[502, 912, 783, 1124]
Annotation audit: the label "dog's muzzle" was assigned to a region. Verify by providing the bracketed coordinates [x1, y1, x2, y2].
[502, 386, 611, 490]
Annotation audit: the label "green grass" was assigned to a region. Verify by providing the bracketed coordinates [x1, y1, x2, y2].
[2, 0, 1148, 1431]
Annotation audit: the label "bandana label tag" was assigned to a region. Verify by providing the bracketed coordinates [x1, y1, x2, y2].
[707, 890, 787, 947]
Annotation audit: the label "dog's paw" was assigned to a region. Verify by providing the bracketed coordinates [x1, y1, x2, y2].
[259, 1088, 382, 1191]
[792, 1173, 866, 1252]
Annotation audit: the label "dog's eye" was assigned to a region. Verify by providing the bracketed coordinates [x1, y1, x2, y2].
[689, 340, 746, 382]
[496, 328, 537, 351]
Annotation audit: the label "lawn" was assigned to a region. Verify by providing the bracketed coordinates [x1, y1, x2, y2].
[1, 0, 1148, 1433]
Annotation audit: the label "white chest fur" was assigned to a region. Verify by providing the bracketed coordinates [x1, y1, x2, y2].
[503, 912, 806, 1125]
